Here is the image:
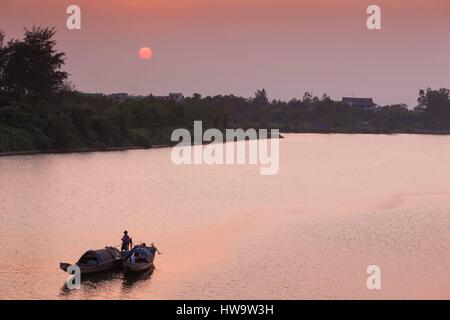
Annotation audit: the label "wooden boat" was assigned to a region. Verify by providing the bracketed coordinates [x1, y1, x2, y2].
[60, 246, 124, 275]
[123, 267, 154, 284]
[123, 245, 156, 273]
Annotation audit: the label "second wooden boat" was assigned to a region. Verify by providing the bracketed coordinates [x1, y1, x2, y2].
[123, 245, 156, 273]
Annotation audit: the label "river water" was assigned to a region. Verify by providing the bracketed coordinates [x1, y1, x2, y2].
[0, 134, 449, 299]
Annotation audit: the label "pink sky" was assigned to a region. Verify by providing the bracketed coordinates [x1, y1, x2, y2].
[1, 0, 449, 106]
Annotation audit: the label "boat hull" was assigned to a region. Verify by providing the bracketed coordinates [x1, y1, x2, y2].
[123, 260, 153, 273]
[60, 260, 123, 275]
[60, 247, 124, 275]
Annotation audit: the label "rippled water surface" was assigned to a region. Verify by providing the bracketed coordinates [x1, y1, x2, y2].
[0, 134, 449, 299]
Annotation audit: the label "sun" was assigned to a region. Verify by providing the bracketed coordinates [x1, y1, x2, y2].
[139, 47, 153, 60]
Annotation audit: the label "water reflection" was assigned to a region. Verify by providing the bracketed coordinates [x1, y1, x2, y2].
[60, 267, 154, 298]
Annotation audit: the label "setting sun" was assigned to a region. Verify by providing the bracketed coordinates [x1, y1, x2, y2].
[139, 47, 153, 60]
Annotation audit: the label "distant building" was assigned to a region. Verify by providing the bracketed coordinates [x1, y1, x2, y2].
[155, 93, 185, 103]
[109, 93, 130, 102]
[168, 93, 184, 103]
[342, 97, 377, 109]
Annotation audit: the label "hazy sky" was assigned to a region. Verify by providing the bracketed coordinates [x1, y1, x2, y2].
[1, 0, 449, 106]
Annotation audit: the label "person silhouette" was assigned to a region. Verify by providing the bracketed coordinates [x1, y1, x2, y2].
[121, 230, 133, 252]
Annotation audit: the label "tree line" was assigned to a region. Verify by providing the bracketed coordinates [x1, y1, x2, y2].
[1, 27, 450, 153]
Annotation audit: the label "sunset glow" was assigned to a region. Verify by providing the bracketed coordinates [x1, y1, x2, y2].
[1, 0, 448, 105]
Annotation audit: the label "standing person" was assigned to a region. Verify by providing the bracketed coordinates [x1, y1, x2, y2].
[121, 231, 133, 252]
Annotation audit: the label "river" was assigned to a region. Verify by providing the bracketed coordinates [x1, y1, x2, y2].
[0, 134, 449, 299]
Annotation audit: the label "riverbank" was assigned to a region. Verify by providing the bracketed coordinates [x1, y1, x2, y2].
[2, 129, 450, 157]
[0, 145, 170, 157]
[0, 131, 284, 157]
[284, 128, 450, 135]
[2, 89, 450, 156]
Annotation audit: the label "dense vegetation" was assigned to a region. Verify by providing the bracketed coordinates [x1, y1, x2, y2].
[1, 27, 450, 154]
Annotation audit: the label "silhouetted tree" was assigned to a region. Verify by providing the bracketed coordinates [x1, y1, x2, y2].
[0, 27, 67, 98]
[320, 94, 331, 102]
[0, 31, 6, 88]
[417, 88, 450, 127]
[302, 91, 312, 103]
[0, 31, 8, 105]
[254, 88, 269, 106]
